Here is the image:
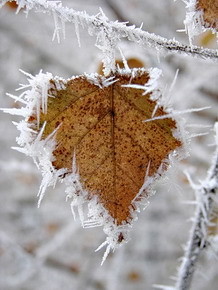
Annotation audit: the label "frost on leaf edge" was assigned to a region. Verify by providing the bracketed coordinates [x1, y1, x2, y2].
[184, 0, 217, 45]
[6, 69, 184, 264]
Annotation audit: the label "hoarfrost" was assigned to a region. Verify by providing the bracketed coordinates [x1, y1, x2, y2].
[183, 0, 217, 45]
[3, 69, 184, 263]
[175, 122, 218, 289]
[6, 0, 216, 63]
[143, 106, 211, 123]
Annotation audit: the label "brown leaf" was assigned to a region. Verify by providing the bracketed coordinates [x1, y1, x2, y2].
[198, 31, 216, 48]
[196, 0, 218, 30]
[97, 57, 145, 75]
[29, 70, 181, 226]
[5, 1, 18, 10]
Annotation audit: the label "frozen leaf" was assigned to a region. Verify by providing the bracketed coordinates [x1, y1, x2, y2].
[97, 57, 145, 75]
[198, 31, 217, 47]
[196, 0, 218, 30]
[4, 69, 184, 260]
[184, 0, 218, 44]
[27, 69, 182, 226]
[5, 1, 18, 10]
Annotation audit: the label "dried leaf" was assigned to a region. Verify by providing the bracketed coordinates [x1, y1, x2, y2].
[98, 57, 144, 75]
[198, 30, 216, 47]
[208, 208, 218, 236]
[5, 1, 18, 9]
[196, 0, 218, 30]
[28, 69, 182, 226]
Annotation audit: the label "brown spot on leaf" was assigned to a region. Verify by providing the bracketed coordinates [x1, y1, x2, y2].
[28, 115, 36, 122]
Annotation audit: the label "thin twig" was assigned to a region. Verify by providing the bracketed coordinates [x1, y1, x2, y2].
[175, 124, 218, 290]
[2, 0, 218, 61]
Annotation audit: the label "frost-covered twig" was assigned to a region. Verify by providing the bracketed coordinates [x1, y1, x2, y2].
[175, 123, 218, 290]
[2, 0, 218, 69]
